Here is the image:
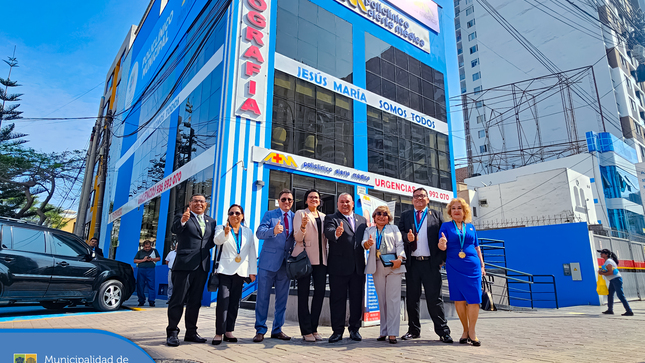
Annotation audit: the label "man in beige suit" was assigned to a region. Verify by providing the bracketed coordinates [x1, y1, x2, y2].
[292, 189, 328, 342]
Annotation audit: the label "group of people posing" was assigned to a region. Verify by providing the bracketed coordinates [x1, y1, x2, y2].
[164, 188, 486, 347]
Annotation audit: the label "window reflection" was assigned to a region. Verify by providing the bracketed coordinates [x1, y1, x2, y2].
[272, 71, 354, 167]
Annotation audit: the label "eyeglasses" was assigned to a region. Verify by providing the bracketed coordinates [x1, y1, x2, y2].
[280, 198, 293, 202]
[228, 211, 242, 216]
[375, 211, 389, 217]
[413, 194, 428, 200]
[191, 200, 207, 204]
[307, 196, 320, 200]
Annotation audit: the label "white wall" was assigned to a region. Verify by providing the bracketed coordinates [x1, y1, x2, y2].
[471, 168, 596, 225]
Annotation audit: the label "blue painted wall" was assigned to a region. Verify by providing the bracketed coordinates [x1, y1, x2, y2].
[478, 222, 599, 308]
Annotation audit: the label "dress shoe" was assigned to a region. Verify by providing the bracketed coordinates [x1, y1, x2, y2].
[166, 331, 180, 347]
[471, 338, 481, 347]
[137, 302, 144, 307]
[223, 336, 238, 342]
[401, 332, 420, 340]
[149, 302, 155, 307]
[303, 334, 316, 342]
[252, 333, 265, 342]
[602, 310, 614, 314]
[184, 333, 207, 343]
[622, 311, 634, 316]
[270, 332, 291, 340]
[211, 338, 222, 345]
[328, 333, 343, 343]
[313, 332, 323, 341]
[459, 335, 469, 344]
[439, 334, 453, 343]
[389, 337, 397, 344]
[349, 331, 362, 341]
[376, 336, 387, 341]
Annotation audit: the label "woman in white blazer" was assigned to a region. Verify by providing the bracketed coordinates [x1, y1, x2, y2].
[212, 204, 257, 345]
[292, 188, 328, 342]
[362, 205, 406, 344]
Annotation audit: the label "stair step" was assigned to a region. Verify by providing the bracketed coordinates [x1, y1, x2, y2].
[240, 301, 256, 310]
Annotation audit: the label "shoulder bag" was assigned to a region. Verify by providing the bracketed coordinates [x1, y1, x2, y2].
[286, 250, 312, 280]
[207, 245, 224, 292]
[481, 279, 497, 311]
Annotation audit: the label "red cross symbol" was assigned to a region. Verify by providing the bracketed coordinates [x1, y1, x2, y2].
[272, 154, 283, 163]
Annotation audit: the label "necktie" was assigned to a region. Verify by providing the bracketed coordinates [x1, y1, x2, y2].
[283, 213, 290, 235]
[197, 215, 205, 235]
[416, 210, 422, 225]
[347, 215, 354, 231]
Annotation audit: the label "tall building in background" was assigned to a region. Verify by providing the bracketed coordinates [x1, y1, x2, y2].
[454, 0, 645, 234]
[78, 0, 458, 304]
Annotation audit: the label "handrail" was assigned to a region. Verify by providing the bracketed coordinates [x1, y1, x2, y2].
[485, 262, 533, 276]
[485, 271, 533, 283]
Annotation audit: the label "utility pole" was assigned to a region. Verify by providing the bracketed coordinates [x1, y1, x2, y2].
[75, 97, 105, 238]
[93, 110, 113, 241]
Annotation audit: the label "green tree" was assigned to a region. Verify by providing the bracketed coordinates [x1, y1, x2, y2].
[0, 51, 22, 130]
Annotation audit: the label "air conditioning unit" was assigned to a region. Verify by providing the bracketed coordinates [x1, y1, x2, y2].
[479, 199, 488, 207]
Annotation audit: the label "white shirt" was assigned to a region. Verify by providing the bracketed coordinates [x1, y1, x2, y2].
[602, 259, 621, 281]
[412, 208, 430, 257]
[181, 211, 205, 226]
[165, 250, 177, 269]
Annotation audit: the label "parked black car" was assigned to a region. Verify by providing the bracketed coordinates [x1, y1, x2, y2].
[0, 217, 135, 311]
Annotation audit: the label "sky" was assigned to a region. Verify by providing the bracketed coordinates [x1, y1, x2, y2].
[0, 0, 150, 212]
[0, 0, 149, 153]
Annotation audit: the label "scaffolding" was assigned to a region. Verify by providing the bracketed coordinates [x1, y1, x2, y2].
[454, 66, 606, 176]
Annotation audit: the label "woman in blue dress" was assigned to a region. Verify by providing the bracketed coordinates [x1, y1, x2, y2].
[438, 198, 485, 346]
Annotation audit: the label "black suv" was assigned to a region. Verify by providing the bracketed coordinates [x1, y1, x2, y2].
[0, 218, 135, 311]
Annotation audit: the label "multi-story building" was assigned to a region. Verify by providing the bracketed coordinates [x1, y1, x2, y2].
[454, 0, 645, 234]
[81, 0, 458, 303]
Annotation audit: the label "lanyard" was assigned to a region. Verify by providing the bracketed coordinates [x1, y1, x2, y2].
[453, 221, 465, 251]
[233, 229, 242, 255]
[414, 208, 428, 233]
[376, 226, 385, 251]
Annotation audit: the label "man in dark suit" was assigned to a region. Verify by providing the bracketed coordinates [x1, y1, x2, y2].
[253, 189, 295, 342]
[323, 193, 367, 343]
[89, 237, 103, 258]
[166, 194, 216, 347]
[398, 187, 452, 343]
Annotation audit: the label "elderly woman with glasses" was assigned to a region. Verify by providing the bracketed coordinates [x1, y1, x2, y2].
[362, 205, 406, 344]
[292, 189, 328, 342]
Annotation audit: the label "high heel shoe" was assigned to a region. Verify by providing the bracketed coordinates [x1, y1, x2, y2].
[459, 336, 469, 344]
[469, 337, 481, 346]
[223, 336, 237, 343]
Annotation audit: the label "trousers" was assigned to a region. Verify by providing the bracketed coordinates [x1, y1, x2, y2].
[297, 264, 327, 335]
[136, 267, 156, 303]
[216, 274, 245, 335]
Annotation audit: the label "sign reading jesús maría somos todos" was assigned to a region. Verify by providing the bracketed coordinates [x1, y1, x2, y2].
[252, 147, 452, 202]
[234, 0, 271, 121]
[275, 54, 448, 135]
[335, 0, 431, 53]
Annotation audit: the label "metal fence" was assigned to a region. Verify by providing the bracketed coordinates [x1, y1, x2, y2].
[592, 229, 645, 301]
[474, 214, 585, 230]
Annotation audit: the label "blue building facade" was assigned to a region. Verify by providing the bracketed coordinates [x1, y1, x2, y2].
[587, 131, 645, 235]
[100, 0, 458, 304]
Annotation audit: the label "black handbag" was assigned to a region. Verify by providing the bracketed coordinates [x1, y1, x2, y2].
[481, 279, 496, 311]
[286, 250, 312, 280]
[207, 245, 224, 292]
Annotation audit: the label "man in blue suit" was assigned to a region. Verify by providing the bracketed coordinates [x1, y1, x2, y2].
[253, 189, 294, 342]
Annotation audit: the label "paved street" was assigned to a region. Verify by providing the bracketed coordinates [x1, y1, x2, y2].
[1, 300, 644, 362]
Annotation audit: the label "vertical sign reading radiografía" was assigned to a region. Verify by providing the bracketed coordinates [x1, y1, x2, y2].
[234, 0, 271, 121]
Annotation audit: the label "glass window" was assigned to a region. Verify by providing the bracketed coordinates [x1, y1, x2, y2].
[473, 72, 481, 81]
[480, 144, 488, 153]
[365, 33, 447, 122]
[470, 45, 478, 54]
[467, 19, 476, 28]
[271, 71, 353, 167]
[471, 58, 479, 67]
[468, 32, 477, 41]
[465, 6, 474, 15]
[12, 227, 46, 254]
[474, 86, 482, 94]
[1, 225, 10, 249]
[276, 0, 353, 81]
[478, 130, 485, 138]
[51, 234, 86, 257]
[366, 106, 451, 191]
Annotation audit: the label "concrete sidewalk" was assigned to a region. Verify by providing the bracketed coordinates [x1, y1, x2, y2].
[2, 300, 644, 362]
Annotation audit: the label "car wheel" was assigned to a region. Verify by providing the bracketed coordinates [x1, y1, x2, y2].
[93, 279, 124, 312]
[40, 301, 68, 310]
